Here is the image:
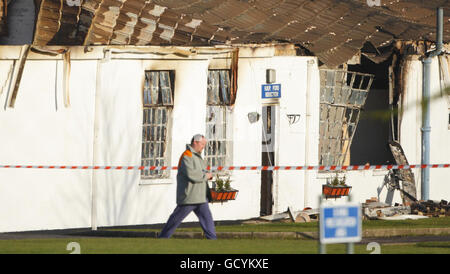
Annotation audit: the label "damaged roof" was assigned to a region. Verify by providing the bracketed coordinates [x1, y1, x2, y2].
[7, 0, 450, 67]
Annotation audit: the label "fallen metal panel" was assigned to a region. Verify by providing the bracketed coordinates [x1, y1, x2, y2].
[389, 141, 418, 205]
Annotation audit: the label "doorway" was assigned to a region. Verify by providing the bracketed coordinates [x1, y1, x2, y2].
[261, 105, 276, 216]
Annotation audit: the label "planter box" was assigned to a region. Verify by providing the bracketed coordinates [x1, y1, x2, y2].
[210, 188, 239, 203]
[322, 185, 352, 199]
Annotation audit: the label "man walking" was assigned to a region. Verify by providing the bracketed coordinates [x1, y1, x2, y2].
[158, 134, 217, 239]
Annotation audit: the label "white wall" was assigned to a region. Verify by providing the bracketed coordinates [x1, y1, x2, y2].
[399, 56, 450, 200]
[0, 46, 318, 232]
[0, 59, 96, 232]
[0, 45, 421, 233]
[90, 53, 326, 225]
[272, 57, 319, 212]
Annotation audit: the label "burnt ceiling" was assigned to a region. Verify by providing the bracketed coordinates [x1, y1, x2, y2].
[3, 0, 450, 67]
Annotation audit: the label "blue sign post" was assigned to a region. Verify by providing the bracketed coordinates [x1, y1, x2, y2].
[261, 84, 281, 99]
[319, 200, 361, 253]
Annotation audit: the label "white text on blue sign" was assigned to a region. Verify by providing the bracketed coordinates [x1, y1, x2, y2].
[262, 84, 281, 99]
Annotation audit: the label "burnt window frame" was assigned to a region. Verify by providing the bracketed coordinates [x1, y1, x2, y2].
[204, 69, 233, 172]
[318, 69, 374, 170]
[141, 70, 175, 180]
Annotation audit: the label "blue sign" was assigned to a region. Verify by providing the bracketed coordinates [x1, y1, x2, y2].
[261, 84, 281, 99]
[320, 203, 362, 244]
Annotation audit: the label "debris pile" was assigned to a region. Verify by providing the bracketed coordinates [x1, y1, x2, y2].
[410, 200, 450, 217]
[362, 197, 411, 220]
[362, 197, 450, 220]
[254, 199, 450, 224]
[256, 207, 319, 224]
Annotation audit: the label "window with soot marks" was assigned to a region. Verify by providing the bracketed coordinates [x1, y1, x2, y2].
[141, 70, 174, 179]
[205, 70, 233, 171]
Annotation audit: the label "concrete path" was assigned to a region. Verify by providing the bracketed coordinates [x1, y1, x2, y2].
[1, 226, 449, 244]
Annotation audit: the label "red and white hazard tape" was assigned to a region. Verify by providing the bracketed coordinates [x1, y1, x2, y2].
[0, 164, 449, 171]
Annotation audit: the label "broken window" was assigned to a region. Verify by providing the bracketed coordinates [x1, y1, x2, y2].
[205, 70, 233, 169]
[141, 70, 174, 179]
[207, 70, 231, 106]
[319, 69, 374, 167]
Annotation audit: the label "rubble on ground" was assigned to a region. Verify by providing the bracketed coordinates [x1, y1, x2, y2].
[362, 197, 411, 220]
[377, 215, 428, 220]
[410, 199, 450, 217]
[362, 197, 450, 220]
[250, 198, 449, 224]
[258, 207, 319, 223]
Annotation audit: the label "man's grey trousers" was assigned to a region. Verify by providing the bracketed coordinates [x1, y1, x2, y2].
[158, 202, 217, 239]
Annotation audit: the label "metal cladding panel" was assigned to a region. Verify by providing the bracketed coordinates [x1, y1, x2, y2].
[24, 0, 450, 67]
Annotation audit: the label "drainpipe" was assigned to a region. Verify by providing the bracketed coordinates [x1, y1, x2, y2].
[304, 59, 314, 208]
[421, 7, 443, 201]
[91, 52, 108, 231]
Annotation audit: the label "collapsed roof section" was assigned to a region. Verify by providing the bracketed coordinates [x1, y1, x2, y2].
[1, 0, 449, 67]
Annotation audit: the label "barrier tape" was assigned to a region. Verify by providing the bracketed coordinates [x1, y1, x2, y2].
[0, 164, 449, 171]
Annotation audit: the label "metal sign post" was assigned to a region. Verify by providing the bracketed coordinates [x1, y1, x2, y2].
[319, 195, 361, 254]
[318, 195, 326, 254]
[346, 195, 355, 254]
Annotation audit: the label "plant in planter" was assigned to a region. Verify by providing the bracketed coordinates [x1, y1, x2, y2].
[331, 174, 340, 186]
[224, 176, 232, 191]
[322, 173, 352, 199]
[214, 175, 224, 191]
[210, 175, 239, 203]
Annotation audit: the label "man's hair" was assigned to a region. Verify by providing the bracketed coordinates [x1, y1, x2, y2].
[191, 134, 205, 144]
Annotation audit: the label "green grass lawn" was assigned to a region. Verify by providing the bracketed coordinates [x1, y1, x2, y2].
[0, 238, 448, 254]
[0, 217, 448, 254]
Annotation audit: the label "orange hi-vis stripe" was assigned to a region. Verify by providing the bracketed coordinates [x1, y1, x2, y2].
[178, 149, 192, 167]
